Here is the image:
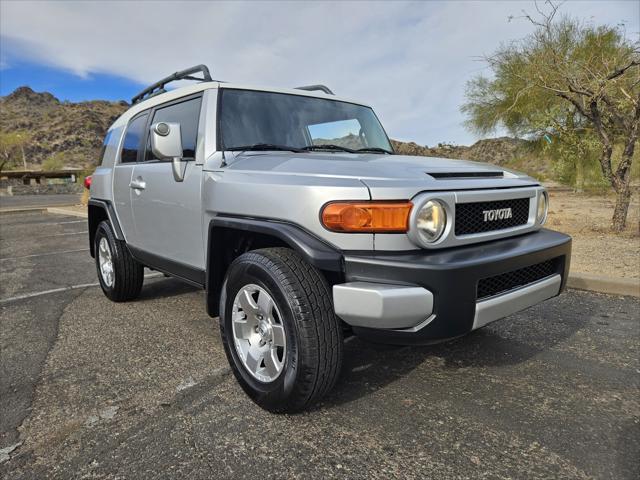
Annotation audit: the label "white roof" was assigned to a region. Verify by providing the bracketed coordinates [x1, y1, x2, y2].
[111, 81, 371, 128]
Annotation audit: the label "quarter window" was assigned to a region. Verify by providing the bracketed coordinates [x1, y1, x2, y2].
[98, 130, 113, 164]
[145, 97, 202, 161]
[120, 113, 148, 163]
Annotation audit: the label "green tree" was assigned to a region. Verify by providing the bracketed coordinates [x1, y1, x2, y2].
[462, 2, 639, 231]
[0, 131, 29, 171]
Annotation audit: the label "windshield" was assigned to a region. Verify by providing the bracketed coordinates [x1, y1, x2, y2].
[218, 89, 393, 153]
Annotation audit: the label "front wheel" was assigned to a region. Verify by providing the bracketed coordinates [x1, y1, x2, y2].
[220, 248, 343, 413]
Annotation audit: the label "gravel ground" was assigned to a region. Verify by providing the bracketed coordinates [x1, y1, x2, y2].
[547, 191, 639, 279]
[1, 210, 639, 479]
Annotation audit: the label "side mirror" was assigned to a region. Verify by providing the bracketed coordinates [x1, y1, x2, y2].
[150, 122, 186, 182]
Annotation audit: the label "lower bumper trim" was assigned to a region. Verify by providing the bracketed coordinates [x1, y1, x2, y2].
[333, 282, 433, 329]
[472, 274, 561, 330]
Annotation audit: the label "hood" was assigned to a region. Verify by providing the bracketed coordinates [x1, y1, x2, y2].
[221, 151, 539, 199]
[224, 151, 515, 179]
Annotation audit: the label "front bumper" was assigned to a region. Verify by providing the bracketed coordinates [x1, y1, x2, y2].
[334, 229, 571, 345]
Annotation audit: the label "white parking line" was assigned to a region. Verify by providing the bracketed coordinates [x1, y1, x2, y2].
[0, 248, 90, 261]
[2, 231, 88, 241]
[53, 220, 86, 225]
[39, 231, 88, 238]
[13, 219, 86, 227]
[0, 273, 164, 304]
[0, 282, 101, 303]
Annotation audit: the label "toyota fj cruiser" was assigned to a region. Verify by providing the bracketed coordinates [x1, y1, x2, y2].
[88, 65, 571, 412]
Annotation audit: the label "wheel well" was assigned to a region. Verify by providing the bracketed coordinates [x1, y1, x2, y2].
[206, 226, 343, 317]
[88, 204, 109, 257]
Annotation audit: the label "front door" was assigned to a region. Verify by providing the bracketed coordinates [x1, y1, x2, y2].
[128, 95, 205, 271]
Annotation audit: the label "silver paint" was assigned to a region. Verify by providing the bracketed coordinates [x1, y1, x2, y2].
[333, 282, 433, 329]
[472, 274, 562, 330]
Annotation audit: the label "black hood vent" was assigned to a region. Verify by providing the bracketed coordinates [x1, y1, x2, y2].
[427, 171, 504, 179]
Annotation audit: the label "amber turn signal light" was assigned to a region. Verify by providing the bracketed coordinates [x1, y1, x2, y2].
[321, 201, 412, 233]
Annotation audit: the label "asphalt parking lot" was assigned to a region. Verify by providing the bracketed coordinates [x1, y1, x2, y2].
[0, 210, 638, 479]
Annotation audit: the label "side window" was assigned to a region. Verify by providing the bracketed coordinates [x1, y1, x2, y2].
[145, 96, 202, 161]
[120, 113, 148, 163]
[98, 130, 112, 164]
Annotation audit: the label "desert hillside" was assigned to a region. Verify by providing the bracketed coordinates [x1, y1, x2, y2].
[0, 87, 128, 168]
[390, 137, 550, 176]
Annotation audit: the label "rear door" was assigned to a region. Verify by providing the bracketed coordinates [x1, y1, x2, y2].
[112, 111, 149, 242]
[128, 94, 205, 271]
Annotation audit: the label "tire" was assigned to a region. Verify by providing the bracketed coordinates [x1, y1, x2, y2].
[220, 247, 343, 413]
[94, 220, 144, 302]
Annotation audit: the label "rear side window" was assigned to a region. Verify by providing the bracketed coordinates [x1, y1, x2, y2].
[98, 130, 112, 164]
[145, 96, 202, 161]
[120, 113, 148, 163]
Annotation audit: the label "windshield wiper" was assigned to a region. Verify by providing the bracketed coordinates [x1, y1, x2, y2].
[302, 144, 355, 153]
[355, 147, 394, 155]
[227, 143, 305, 153]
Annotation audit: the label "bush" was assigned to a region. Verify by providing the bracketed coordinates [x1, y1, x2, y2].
[42, 153, 65, 171]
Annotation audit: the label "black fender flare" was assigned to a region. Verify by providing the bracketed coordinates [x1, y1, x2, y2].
[88, 199, 125, 256]
[205, 216, 343, 316]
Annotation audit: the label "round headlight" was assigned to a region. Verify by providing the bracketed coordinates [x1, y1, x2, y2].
[416, 200, 447, 243]
[536, 191, 548, 224]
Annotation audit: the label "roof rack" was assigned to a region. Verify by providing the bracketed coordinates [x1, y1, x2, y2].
[295, 84, 334, 95]
[131, 64, 213, 105]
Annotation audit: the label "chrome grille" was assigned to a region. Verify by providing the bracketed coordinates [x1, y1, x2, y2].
[455, 198, 529, 236]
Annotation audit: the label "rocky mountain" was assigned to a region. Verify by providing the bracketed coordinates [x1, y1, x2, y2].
[391, 137, 528, 164]
[0, 87, 128, 168]
[1, 86, 542, 174]
[390, 137, 550, 177]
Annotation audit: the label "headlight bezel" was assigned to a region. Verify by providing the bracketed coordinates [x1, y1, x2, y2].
[536, 191, 549, 225]
[408, 196, 453, 247]
[416, 199, 447, 243]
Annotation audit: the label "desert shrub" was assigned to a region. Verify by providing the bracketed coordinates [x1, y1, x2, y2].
[42, 153, 65, 171]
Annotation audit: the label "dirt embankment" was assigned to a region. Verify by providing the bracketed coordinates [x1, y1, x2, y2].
[547, 190, 639, 279]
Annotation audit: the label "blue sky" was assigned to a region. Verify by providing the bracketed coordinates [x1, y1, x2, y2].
[1, 1, 638, 145]
[0, 61, 143, 102]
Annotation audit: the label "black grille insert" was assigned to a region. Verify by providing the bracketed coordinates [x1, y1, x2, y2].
[455, 198, 529, 235]
[477, 259, 557, 300]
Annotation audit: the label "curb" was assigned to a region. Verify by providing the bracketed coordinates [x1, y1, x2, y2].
[568, 273, 639, 298]
[0, 206, 47, 215]
[0, 204, 78, 215]
[46, 206, 88, 218]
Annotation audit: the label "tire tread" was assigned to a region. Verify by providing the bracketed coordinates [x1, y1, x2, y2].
[95, 221, 144, 302]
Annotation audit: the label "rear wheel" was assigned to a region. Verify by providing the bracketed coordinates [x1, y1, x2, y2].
[94, 221, 144, 302]
[220, 247, 343, 413]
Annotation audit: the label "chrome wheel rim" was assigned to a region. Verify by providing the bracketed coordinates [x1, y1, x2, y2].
[98, 237, 114, 287]
[231, 284, 286, 383]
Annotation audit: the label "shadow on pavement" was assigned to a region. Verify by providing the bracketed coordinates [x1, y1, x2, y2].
[137, 277, 201, 301]
[322, 295, 590, 409]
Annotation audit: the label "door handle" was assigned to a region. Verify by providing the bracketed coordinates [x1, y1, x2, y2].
[129, 178, 146, 190]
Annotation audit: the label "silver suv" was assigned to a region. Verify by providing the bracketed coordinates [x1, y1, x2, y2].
[88, 65, 571, 412]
